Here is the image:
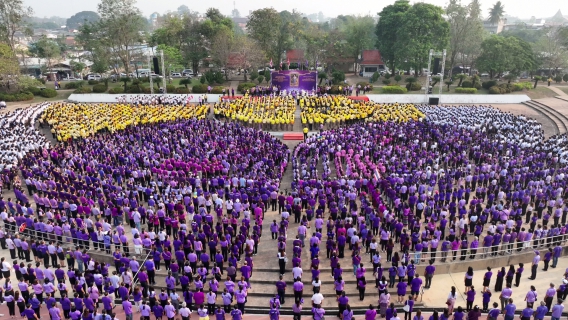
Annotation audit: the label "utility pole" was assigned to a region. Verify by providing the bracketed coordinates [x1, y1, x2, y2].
[147, 52, 154, 94]
[160, 50, 166, 94]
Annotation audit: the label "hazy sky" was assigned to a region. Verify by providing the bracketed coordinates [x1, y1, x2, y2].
[24, 0, 568, 20]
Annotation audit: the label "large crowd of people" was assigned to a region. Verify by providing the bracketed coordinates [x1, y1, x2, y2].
[283, 105, 568, 318]
[213, 95, 297, 131]
[41, 102, 210, 141]
[1, 100, 568, 320]
[300, 98, 425, 130]
[0, 104, 50, 172]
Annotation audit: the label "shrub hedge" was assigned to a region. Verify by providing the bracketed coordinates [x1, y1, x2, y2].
[513, 82, 532, 91]
[73, 87, 92, 94]
[192, 84, 208, 93]
[0, 92, 34, 102]
[211, 86, 224, 94]
[381, 86, 408, 94]
[40, 88, 58, 98]
[455, 87, 477, 94]
[92, 84, 107, 93]
[88, 80, 99, 85]
[25, 87, 41, 95]
[481, 80, 498, 90]
[237, 82, 256, 94]
[175, 87, 190, 94]
[108, 87, 125, 94]
[64, 81, 85, 89]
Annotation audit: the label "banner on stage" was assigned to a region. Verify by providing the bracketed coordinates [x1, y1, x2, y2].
[271, 70, 317, 91]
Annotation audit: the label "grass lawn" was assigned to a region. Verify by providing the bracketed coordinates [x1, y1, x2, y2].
[522, 86, 560, 99]
[557, 86, 568, 95]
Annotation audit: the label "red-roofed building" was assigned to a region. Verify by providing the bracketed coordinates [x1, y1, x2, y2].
[359, 50, 386, 77]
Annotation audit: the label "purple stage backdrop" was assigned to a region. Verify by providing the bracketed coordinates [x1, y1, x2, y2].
[271, 70, 317, 91]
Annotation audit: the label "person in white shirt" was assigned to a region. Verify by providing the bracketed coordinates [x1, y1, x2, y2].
[1, 257, 11, 278]
[178, 302, 192, 320]
[311, 292, 324, 307]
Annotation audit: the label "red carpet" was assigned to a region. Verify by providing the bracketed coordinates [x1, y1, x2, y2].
[348, 96, 369, 101]
[283, 132, 304, 140]
[221, 96, 244, 100]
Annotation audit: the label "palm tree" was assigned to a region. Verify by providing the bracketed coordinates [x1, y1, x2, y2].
[488, 1, 505, 25]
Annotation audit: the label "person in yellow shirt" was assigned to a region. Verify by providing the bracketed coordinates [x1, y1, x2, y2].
[303, 127, 309, 140]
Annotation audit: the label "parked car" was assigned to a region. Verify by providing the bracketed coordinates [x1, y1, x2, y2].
[182, 69, 193, 77]
[170, 72, 182, 77]
[87, 74, 102, 81]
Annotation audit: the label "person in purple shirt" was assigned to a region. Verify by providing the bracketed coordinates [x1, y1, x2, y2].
[503, 299, 516, 320]
[534, 301, 548, 320]
[397, 281, 408, 302]
[123, 299, 133, 320]
[552, 245, 562, 268]
[293, 279, 304, 304]
[466, 286, 476, 311]
[410, 275, 422, 300]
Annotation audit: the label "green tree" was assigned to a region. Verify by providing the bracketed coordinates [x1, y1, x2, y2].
[397, 3, 450, 76]
[488, 1, 505, 25]
[69, 60, 86, 77]
[180, 78, 192, 88]
[504, 73, 516, 83]
[476, 35, 535, 79]
[28, 36, 61, 76]
[376, 0, 411, 74]
[0, 0, 33, 51]
[250, 70, 259, 82]
[456, 73, 468, 86]
[446, 0, 485, 77]
[257, 76, 264, 84]
[265, 71, 271, 84]
[342, 16, 376, 73]
[444, 79, 454, 91]
[247, 9, 301, 70]
[157, 44, 184, 75]
[431, 75, 441, 86]
[119, 76, 130, 90]
[533, 75, 542, 88]
[404, 77, 418, 91]
[394, 74, 402, 83]
[66, 11, 100, 29]
[99, 0, 146, 73]
[0, 43, 20, 92]
[200, 8, 234, 40]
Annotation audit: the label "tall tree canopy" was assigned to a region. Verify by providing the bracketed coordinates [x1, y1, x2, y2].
[397, 3, 450, 75]
[376, 0, 411, 74]
[476, 35, 536, 78]
[0, 0, 33, 51]
[66, 11, 100, 30]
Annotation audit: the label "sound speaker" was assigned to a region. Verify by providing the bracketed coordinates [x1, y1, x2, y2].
[153, 57, 160, 75]
[433, 58, 441, 75]
[429, 97, 439, 105]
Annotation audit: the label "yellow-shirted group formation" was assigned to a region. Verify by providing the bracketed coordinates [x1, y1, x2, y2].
[299, 96, 425, 129]
[213, 95, 296, 130]
[41, 103, 209, 141]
